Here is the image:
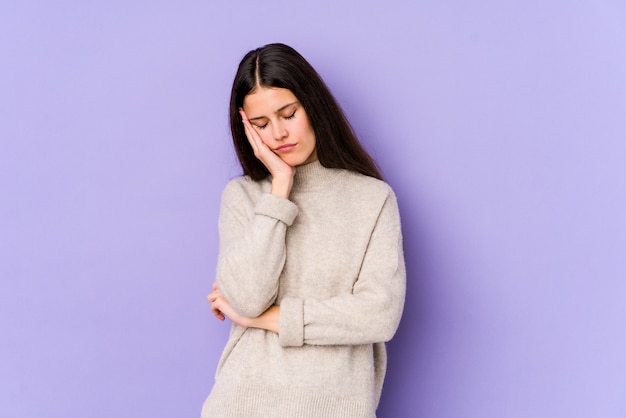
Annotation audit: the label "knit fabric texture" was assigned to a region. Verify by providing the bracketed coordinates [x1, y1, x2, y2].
[201, 160, 406, 418]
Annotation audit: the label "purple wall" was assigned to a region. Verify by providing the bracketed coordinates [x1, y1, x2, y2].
[1, 1, 625, 417]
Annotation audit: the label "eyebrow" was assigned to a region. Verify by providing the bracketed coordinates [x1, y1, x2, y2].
[248, 101, 299, 121]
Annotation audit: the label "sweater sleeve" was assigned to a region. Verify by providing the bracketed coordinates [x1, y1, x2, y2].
[216, 179, 298, 318]
[278, 190, 406, 347]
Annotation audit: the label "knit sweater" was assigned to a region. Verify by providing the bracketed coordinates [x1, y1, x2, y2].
[201, 160, 406, 418]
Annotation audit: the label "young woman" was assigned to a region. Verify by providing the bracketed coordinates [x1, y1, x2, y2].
[202, 43, 405, 418]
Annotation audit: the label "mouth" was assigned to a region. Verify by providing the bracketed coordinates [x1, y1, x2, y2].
[275, 144, 297, 152]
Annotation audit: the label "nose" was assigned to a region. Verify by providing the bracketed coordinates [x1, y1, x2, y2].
[271, 121, 287, 141]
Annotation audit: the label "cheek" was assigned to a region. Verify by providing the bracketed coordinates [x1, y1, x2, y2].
[258, 132, 273, 146]
[251, 128, 271, 145]
[296, 118, 314, 138]
[304, 122, 316, 144]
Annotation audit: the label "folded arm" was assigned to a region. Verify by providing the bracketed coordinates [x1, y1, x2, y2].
[215, 181, 297, 317]
[211, 191, 406, 347]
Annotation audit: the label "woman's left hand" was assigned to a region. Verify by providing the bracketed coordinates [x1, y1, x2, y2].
[208, 283, 280, 333]
[208, 282, 250, 328]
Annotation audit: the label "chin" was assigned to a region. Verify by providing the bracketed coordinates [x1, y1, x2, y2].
[282, 156, 307, 167]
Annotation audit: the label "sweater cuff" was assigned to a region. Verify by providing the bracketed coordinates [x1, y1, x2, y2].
[278, 297, 304, 347]
[254, 194, 298, 226]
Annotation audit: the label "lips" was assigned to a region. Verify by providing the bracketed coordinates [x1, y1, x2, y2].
[275, 144, 297, 153]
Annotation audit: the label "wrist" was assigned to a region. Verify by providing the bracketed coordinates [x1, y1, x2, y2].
[270, 177, 293, 199]
[249, 306, 280, 334]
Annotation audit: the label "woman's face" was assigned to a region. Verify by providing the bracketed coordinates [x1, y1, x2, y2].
[243, 87, 317, 167]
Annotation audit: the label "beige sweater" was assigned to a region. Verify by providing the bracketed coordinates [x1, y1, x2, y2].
[201, 161, 405, 418]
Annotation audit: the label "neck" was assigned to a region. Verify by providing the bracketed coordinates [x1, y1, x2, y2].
[290, 160, 339, 191]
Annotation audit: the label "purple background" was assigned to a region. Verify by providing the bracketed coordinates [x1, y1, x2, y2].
[1, 1, 625, 417]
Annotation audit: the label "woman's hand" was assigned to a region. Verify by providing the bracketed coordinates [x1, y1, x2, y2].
[208, 282, 248, 327]
[208, 282, 279, 333]
[239, 109, 295, 198]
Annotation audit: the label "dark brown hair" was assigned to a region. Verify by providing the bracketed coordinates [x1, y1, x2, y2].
[229, 43, 382, 181]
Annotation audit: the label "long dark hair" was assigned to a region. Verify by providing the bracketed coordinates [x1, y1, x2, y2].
[229, 43, 382, 181]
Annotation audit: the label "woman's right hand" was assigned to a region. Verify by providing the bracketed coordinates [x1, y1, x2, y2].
[239, 108, 295, 198]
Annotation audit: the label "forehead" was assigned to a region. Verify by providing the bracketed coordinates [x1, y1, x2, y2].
[243, 87, 298, 116]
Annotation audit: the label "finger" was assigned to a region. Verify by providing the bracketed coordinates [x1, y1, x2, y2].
[239, 107, 251, 126]
[211, 306, 225, 321]
[241, 116, 261, 155]
[207, 291, 221, 303]
[239, 109, 264, 154]
[212, 282, 218, 292]
[209, 296, 226, 321]
[239, 108, 254, 135]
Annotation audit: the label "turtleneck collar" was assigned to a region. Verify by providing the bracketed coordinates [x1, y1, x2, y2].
[290, 160, 343, 191]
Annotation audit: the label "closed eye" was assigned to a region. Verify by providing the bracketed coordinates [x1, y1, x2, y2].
[284, 109, 297, 120]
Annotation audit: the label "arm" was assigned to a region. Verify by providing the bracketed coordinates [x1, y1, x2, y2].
[212, 191, 405, 343]
[215, 110, 298, 317]
[216, 181, 297, 317]
[209, 282, 279, 333]
[278, 191, 406, 347]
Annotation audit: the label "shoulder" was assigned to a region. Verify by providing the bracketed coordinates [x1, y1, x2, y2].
[221, 175, 270, 205]
[222, 175, 270, 195]
[332, 170, 400, 223]
[333, 171, 402, 235]
[341, 170, 397, 201]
